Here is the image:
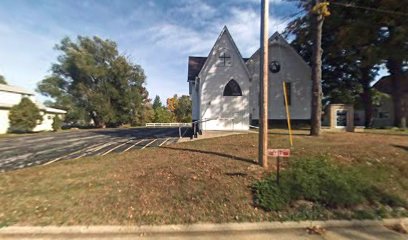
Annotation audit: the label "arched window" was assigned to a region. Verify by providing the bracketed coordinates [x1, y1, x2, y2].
[223, 79, 242, 96]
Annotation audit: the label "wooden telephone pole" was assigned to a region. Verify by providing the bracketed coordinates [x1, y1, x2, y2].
[259, 0, 269, 168]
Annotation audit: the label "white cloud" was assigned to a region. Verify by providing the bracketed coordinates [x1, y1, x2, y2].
[213, 7, 287, 56]
[148, 23, 215, 56]
[172, 0, 217, 21]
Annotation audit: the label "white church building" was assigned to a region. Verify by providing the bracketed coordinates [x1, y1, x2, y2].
[187, 26, 311, 131]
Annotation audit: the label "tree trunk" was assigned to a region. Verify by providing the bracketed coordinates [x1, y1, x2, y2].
[310, 0, 324, 136]
[90, 111, 106, 128]
[360, 67, 373, 128]
[387, 58, 406, 128]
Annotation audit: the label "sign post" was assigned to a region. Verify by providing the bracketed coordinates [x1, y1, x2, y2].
[268, 149, 290, 185]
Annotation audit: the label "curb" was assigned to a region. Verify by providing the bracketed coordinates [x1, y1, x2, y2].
[0, 218, 407, 236]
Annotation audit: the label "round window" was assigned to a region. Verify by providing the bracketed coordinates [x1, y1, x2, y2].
[269, 60, 281, 73]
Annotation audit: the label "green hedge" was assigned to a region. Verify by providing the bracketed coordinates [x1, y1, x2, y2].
[253, 157, 406, 211]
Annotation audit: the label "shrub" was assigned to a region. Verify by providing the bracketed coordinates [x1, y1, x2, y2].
[253, 157, 367, 211]
[52, 115, 62, 131]
[284, 157, 364, 207]
[252, 174, 291, 211]
[8, 98, 42, 133]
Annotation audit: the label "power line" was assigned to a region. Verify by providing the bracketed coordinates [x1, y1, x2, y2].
[285, 0, 408, 17]
[330, 2, 408, 17]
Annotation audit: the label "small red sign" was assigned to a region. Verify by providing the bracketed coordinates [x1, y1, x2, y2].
[267, 149, 291, 157]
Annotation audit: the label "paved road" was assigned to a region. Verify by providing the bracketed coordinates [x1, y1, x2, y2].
[0, 127, 188, 172]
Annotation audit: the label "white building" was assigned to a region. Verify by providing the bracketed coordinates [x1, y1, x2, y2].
[188, 26, 311, 131]
[0, 83, 66, 134]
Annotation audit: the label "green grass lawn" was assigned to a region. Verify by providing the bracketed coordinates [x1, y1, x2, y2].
[0, 130, 407, 226]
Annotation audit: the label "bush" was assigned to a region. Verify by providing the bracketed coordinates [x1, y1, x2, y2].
[8, 98, 42, 133]
[253, 174, 291, 211]
[253, 157, 367, 211]
[52, 115, 62, 131]
[285, 157, 364, 207]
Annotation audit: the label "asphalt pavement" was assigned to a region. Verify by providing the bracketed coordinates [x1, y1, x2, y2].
[0, 127, 188, 172]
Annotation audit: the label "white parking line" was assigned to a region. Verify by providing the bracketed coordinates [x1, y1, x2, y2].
[159, 138, 170, 147]
[44, 142, 109, 165]
[75, 142, 115, 159]
[100, 139, 133, 156]
[141, 139, 157, 149]
[122, 139, 146, 153]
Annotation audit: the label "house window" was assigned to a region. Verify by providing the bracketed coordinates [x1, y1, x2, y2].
[223, 79, 242, 96]
[217, 50, 232, 67]
[283, 82, 291, 106]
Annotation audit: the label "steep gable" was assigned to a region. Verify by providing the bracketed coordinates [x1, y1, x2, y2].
[248, 32, 310, 70]
[198, 26, 250, 80]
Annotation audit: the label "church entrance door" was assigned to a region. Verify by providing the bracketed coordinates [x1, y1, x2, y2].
[221, 97, 244, 130]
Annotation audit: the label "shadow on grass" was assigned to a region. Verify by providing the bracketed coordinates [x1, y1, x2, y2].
[354, 130, 408, 137]
[391, 144, 408, 152]
[225, 172, 248, 177]
[160, 146, 256, 165]
[268, 132, 309, 136]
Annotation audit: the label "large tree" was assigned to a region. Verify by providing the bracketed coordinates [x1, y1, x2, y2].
[167, 94, 192, 122]
[378, 0, 408, 128]
[152, 95, 175, 123]
[37, 36, 149, 127]
[285, 0, 388, 128]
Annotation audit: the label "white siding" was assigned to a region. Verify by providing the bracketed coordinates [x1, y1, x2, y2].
[33, 113, 58, 132]
[0, 91, 35, 105]
[0, 109, 9, 134]
[199, 29, 250, 131]
[248, 34, 312, 120]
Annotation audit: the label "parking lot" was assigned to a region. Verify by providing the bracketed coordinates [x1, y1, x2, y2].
[0, 127, 187, 172]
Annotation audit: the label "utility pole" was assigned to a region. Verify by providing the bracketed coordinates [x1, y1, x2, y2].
[310, 0, 326, 136]
[259, 0, 269, 168]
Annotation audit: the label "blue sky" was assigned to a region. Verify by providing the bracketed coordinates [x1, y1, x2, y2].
[0, 0, 299, 102]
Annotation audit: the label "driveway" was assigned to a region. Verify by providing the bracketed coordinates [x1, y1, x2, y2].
[0, 127, 188, 172]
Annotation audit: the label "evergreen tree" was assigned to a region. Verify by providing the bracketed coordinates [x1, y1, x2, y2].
[9, 98, 42, 133]
[152, 95, 163, 110]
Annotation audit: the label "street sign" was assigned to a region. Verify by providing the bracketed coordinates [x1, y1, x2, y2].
[267, 149, 290, 157]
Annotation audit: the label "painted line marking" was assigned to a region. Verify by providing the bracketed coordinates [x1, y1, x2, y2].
[121, 139, 146, 153]
[76, 142, 116, 159]
[159, 138, 170, 147]
[141, 139, 157, 149]
[43, 142, 110, 165]
[101, 139, 133, 156]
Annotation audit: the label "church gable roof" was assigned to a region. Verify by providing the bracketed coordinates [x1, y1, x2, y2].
[201, 26, 248, 78]
[188, 56, 249, 82]
[248, 32, 310, 70]
[188, 57, 207, 81]
[374, 72, 408, 95]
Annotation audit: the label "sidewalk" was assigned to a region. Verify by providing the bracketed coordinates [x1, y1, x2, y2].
[1, 218, 407, 239]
